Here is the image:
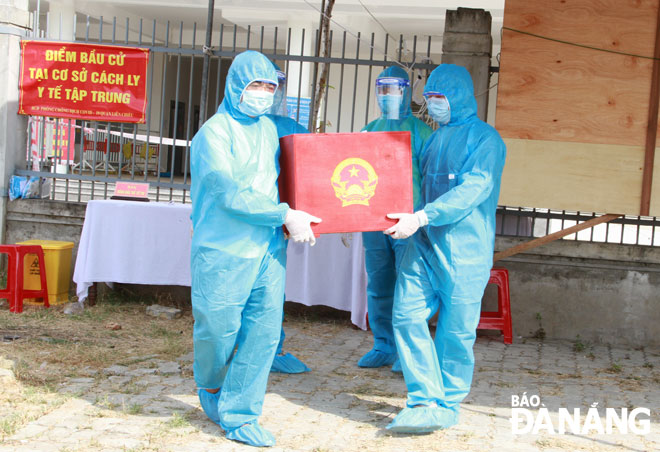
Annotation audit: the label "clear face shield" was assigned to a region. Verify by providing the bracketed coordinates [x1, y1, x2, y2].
[376, 77, 409, 120]
[270, 70, 288, 116]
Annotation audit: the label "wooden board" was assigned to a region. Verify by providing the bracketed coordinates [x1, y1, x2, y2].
[495, 0, 660, 215]
[497, 29, 653, 146]
[501, 0, 656, 56]
[497, 0, 657, 146]
[499, 138, 646, 214]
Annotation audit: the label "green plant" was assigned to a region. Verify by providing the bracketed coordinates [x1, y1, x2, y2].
[532, 312, 546, 340]
[165, 411, 191, 429]
[0, 413, 22, 438]
[126, 403, 143, 415]
[149, 325, 177, 339]
[95, 394, 117, 410]
[609, 363, 622, 373]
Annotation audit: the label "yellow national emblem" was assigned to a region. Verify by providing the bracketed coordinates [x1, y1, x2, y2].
[331, 157, 378, 207]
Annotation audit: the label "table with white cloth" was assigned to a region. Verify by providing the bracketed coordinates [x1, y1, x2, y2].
[73, 200, 194, 302]
[285, 235, 368, 329]
[73, 199, 368, 329]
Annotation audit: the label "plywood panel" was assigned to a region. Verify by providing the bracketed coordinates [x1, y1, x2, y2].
[495, 0, 660, 215]
[499, 138, 646, 214]
[497, 31, 652, 145]
[496, 0, 658, 146]
[503, 0, 657, 56]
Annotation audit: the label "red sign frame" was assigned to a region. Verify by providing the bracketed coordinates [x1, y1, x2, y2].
[19, 41, 149, 123]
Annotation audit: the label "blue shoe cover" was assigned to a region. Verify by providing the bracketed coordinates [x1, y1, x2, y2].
[391, 359, 402, 373]
[358, 349, 397, 368]
[198, 389, 220, 425]
[226, 422, 276, 447]
[270, 352, 311, 374]
[386, 406, 458, 433]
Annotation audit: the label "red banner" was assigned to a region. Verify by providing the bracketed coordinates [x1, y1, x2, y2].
[19, 41, 149, 123]
[29, 118, 76, 166]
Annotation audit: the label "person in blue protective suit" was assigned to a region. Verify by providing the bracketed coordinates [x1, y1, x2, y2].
[266, 65, 312, 374]
[384, 64, 506, 433]
[190, 50, 321, 448]
[268, 66, 309, 137]
[358, 66, 433, 370]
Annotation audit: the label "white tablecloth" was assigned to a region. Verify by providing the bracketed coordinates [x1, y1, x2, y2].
[73, 200, 193, 301]
[285, 234, 368, 330]
[73, 200, 368, 329]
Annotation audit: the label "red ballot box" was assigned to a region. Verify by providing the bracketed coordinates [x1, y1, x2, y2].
[279, 131, 413, 235]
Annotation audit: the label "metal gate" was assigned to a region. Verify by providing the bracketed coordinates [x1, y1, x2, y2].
[16, 8, 660, 247]
[18, 9, 438, 204]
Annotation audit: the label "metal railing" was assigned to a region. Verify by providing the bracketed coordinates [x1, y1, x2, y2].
[18, 11, 438, 203]
[497, 206, 660, 247]
[17, 10, 660, 247]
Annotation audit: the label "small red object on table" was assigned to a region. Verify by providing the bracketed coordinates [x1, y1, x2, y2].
[279, 131, 413, 235]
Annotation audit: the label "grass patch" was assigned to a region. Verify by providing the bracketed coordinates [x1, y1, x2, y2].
[0, 296, 194, 438]
[0, 298, 193, 387]
[95, 394, 118, 410]
[531, 313, 546, 340]
[0, 383, 68, 441]
[126, 403, 144, 415]
[149, 325, 178, 338]
[608, 363, 623, 373]
[0, 413, 23, 438]
[119, 383, 143, 395]
[572, 335, 586, 352]
[165, 411, 191, 429]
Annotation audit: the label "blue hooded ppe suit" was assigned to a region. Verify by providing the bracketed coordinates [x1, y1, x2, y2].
[388, 64, 506, 432]
[270, 114, 308, 137]
[266, 63, 309, 138]
[266, 64, 312, 374]
[190, 50, 288, 443]
[359, 66, 433, 368]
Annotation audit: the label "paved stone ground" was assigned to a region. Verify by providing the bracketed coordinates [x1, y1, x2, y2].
[2, 318, 659, 452]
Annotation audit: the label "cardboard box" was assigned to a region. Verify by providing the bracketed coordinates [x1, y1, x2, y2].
[279, 131, 413, 234]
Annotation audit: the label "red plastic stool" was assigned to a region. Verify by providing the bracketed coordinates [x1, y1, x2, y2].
[477, 267, 512, 344]
[0, 245, 50, 313]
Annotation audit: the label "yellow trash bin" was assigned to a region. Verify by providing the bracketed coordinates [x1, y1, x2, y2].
[17, 239, 74, 305]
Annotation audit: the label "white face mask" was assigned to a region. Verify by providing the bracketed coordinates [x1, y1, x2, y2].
[427, 97, 451, 125]
[238, 90, 274, 117]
